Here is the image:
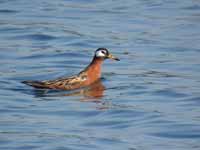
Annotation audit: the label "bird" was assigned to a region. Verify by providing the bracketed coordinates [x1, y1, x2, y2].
[22, 48, 120, 90]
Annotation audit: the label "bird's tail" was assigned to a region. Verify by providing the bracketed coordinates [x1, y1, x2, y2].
[22, 80, 49, 89]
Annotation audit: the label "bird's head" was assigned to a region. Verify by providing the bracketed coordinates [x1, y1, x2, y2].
[95, 48, 120, 61]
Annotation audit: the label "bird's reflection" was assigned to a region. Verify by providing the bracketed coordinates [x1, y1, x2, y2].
[33, 79, 105, 101]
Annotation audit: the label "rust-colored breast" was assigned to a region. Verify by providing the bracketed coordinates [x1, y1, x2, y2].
[83, 58, 103, 86]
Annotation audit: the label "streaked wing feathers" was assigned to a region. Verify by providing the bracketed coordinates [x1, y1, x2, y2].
[23, 72, 88, 90]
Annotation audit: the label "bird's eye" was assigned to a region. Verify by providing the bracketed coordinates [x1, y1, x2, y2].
[101, 50, 106, 54]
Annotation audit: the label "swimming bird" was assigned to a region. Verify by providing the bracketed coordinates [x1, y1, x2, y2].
[22, 48, 120, 90]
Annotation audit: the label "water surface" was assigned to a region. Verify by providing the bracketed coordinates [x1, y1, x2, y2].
[0, 0, 200, 150]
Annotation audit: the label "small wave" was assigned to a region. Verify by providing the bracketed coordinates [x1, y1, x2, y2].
[14, 33, 57, 41]
[0, 9, 19, 14]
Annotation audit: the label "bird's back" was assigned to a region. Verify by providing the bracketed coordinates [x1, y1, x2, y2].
[22, 72, 88, 90]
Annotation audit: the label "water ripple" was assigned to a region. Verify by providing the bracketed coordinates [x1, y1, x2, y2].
[13, 33, 57, 41]
[0, 0, 200, 150]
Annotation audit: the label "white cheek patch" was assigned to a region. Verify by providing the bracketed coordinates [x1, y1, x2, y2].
[96, 50, 105, 57]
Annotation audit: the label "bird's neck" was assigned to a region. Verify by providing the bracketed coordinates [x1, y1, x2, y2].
[85, 57, 104, 82]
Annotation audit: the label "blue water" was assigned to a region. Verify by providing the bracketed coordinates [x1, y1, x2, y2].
[1, 0, 200, 149]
